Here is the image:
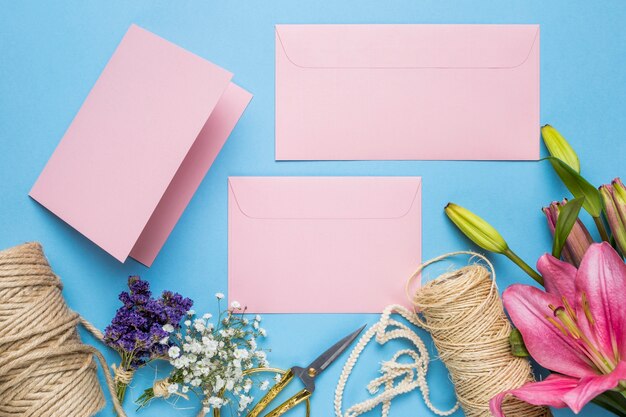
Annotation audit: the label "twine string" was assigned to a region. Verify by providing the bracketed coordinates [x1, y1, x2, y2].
[153, 379, 172, 399]
[112, 363, 134, 386]
[335, 252, 552, 417]
[152, 378, 189, 401]
[0, 242, 127, 417]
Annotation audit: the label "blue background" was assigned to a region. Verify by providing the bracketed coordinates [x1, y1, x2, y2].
[1, 1, 625, 416]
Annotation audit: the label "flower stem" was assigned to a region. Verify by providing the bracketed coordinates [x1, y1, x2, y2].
[592, 391, 626, 417]
[135, 387, 155, 411]
[113, 356, 133, 414]
[503, 249, 544, 286]
[117, 382, 128, 404]
[594, 216, 611, 242]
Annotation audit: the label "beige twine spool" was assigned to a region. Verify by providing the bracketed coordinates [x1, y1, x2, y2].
[0, 242, 127, 417]
[335, 252, 552, 417]
[409, 252, 551, 417]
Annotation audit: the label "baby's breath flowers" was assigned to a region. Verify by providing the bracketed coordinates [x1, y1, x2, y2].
[136, 293, 269, 416]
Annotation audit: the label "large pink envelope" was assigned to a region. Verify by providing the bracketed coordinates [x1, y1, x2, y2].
[228, 177, 421, 313]
[275, 24, 540, 160]
[30, 25, 252, 266]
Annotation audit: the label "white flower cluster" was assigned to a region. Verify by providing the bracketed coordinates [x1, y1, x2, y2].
[161, 293, 269, 415]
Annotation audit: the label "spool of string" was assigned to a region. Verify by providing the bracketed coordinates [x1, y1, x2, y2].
[334, 252, 551, 417]
[0, 242, 127, 417]
[410, 252, 551, 417]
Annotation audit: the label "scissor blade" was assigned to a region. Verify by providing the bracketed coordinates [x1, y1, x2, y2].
[307, 325, 365, 374]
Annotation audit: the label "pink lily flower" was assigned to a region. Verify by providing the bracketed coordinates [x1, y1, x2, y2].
[490, 242, 626, 416]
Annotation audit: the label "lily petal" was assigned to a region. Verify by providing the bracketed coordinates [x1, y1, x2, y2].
[575, 242, 626, 361]
[563, 361, 626, 413]
[503, 284, 594, 378]
[489, 374, 578, 417]
[537, 253, 577, 301]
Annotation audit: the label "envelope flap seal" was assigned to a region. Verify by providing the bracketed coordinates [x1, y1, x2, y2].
[276, 24, 539, 69]
[229, 177, 421, 220]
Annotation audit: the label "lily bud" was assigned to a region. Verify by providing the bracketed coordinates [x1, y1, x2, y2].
[541, 125, 581, 173]
[542, 200, 593, 266]
[600, 179, 626, 255]
[543, 203, 573, 265]
[613, 178, 626, 215]
[445, 203, 509, 253]
[445, 203, 543, 285]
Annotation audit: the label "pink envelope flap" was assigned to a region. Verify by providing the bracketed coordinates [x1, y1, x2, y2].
[276, 24, 539, 69]
[228, 176, 421, 219]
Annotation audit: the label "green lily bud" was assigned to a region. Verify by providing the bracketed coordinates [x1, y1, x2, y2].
[445, 203, 509, 253]
[445, 203, 544, 285]
[601, 179, 626, 255]
[542, 125, 581, 173]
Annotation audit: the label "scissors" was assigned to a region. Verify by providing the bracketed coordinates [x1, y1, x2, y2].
[246, 325, 366, 417]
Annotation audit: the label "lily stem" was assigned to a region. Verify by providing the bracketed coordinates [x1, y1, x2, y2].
[594, 216, 611, 242]
[593, 390, 626, 417]
[503, 249, 544, 286]
[592, 398, 626, 417]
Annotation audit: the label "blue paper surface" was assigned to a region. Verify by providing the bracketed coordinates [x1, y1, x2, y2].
[1, 1, 625, 416]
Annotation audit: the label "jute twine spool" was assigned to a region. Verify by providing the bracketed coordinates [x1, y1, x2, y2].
[335, 252, 551, 417]
[0, 242, 127, 417]
[409, 252, 551, 417]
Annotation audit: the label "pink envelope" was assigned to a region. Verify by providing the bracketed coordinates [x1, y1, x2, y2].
[30, 25, 252, 266]
[228, 177, 422, 313]
[275, 24, 540, 160]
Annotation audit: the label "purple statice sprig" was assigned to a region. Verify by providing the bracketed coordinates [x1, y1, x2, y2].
[104, 276, 193, 404]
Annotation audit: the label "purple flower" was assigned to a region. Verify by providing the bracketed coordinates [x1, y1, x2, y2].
[104, 276, 193, 369]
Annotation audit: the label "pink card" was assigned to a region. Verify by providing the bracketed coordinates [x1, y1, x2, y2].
[228, 177, 422, 313]
[30, 25, 252, 266]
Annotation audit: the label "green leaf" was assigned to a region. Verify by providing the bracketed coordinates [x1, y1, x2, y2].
[593, 391, 626, 417]
[552, 197, 585, 259]
[547, 157, 604, 217]
[509, 328, 529, 357]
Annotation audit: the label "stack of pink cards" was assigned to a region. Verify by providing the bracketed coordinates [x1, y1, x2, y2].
[30, 25, 252, 266]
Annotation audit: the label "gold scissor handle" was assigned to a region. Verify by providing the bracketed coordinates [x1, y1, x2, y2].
[263, 389, 312, 417]
[247, 369, 294, 417]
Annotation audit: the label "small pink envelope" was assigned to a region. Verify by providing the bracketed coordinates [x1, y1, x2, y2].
[275, 24, 540, 160]
[30, 25, 252, 266]
[228, 177, 422, 313]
